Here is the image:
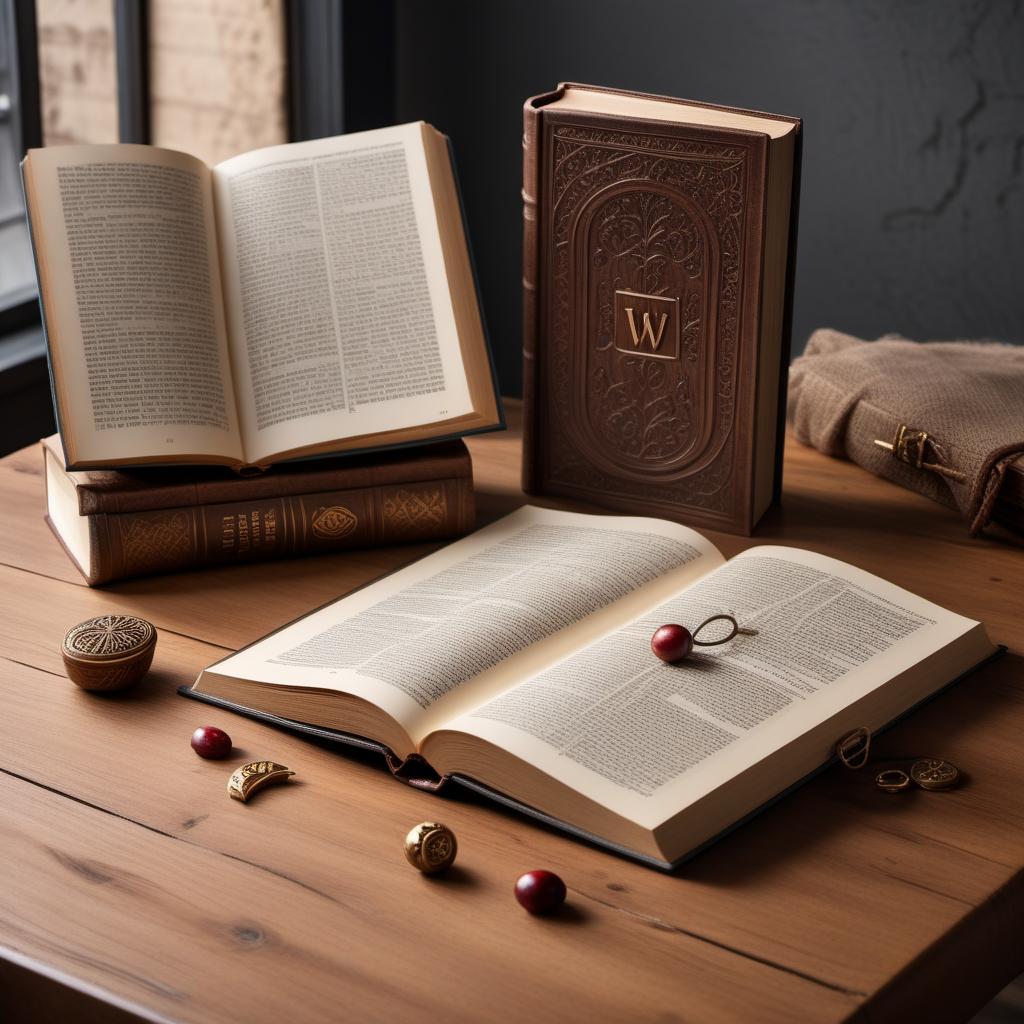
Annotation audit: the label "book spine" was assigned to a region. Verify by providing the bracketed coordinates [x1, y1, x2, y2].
[520, 94, 547, 494]
[773, 124, 803, 508]
[85, 477, 474, 585]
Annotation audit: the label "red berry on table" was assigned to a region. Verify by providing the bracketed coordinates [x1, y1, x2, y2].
[514, 870, 567, 915]
[651, 623, 693, 663]
[191, 725, 232, 759]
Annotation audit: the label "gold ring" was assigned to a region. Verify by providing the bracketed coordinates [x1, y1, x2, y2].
[875, 768, 911, 794]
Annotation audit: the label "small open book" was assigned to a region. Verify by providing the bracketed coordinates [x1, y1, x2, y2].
[185, 507, 995, 868]
[23, 123, 501, 471]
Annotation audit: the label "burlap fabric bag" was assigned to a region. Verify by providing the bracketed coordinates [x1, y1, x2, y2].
[788, 329, 1024, 535]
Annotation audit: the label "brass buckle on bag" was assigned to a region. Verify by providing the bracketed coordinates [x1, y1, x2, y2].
[873, 424, 929, 468]
[873, 424, 967, 482]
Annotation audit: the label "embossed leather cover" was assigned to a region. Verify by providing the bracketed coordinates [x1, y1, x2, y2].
[42, 436, 474, 585]
[522, 84, 802, 534]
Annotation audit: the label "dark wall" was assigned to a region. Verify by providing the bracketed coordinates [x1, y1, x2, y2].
[395, 0, 1024, 396]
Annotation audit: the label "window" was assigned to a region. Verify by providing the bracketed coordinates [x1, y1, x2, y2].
[0, 0, 38, 318]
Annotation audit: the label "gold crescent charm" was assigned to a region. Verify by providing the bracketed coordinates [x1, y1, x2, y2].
[227, 761, 295, 803]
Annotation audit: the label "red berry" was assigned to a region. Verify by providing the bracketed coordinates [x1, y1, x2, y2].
[191, 725, 232, 759]
[514, 870, 566, 915]
[651, 624, 693, 663]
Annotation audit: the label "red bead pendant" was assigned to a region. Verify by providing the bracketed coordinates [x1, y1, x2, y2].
[651, 624, 693, 663]
[514, 870, 567, 915]
[190, 725, 233, 760]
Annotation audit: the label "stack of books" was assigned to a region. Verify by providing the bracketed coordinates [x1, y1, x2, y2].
[23, 123, 502, 583]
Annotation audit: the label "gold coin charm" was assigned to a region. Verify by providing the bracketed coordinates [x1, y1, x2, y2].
[227, 761, 295, 802]
[910, 758, 960, 791]
[404, 821, 458, 874]
[875, 768, 912, 794]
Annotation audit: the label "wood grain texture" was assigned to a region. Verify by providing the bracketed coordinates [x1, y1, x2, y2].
[1, 401, 1022, 1023]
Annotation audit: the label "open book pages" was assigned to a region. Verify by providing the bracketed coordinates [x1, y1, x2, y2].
[191, 506, 994, 866]
[22, 123, 500, 471]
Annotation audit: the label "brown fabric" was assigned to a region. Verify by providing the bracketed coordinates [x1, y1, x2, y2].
[788, 329, 1024, 535]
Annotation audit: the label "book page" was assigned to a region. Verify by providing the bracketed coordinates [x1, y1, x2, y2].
[211, 124, 475, 465]
[204, 507, 724, 744]
[444, 545, 990, 829]
[23, 145, 242, 466]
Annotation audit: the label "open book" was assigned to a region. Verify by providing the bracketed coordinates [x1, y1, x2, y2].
[23, 123, 501, 471]
[185, 507, 995, 868]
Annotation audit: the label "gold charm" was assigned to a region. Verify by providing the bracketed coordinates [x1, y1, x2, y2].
[227, 761, 295, 802]
[910, 758, 960, 791]
[875, 768, 911, 793]
[404, 821, 458, 874]
[835, 726, 871, 770]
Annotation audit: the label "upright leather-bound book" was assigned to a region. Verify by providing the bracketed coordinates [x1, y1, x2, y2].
[522, 84, 801, 534]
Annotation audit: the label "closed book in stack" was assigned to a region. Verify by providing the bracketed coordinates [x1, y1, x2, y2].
[42, 435, 474, 585]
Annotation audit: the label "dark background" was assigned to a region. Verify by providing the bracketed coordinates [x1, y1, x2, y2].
[395, 0, 1024, 396]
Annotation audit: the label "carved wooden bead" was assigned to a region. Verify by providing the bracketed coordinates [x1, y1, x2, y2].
[62, 614, 156, 691]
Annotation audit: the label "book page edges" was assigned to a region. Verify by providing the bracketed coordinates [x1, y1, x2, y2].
[420, 124, 502, 431]
[751, 129, 797, 524]
[551, 85, 799, 138]
[191, 664, 417, 760]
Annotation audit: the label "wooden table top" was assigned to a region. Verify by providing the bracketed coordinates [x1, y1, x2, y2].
[2, 401, 1022, 1024]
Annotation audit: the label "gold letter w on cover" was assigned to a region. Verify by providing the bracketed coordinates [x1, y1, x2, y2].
[624, 307, 669, 351]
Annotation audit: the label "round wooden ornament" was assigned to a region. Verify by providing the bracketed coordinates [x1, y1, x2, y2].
[62, 614, 157, 691]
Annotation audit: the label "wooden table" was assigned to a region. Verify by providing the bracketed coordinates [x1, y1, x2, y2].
[2, 401, 1022, 1024]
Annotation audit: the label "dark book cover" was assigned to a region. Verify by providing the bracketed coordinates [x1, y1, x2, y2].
[521, 84, 802, 535]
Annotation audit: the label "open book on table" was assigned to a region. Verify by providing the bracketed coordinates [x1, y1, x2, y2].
[22, 122, 501, 471]
[184, 507, 996, 869]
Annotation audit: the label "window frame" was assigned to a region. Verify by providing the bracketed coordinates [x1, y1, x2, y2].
[286, 0, 396, 141]
[113, 0, 150, 144]
[0, 0, 42, 336]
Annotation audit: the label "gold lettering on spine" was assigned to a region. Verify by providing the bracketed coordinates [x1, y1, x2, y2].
[221, 513, 235, 551]
[236, 513, 249, 553]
